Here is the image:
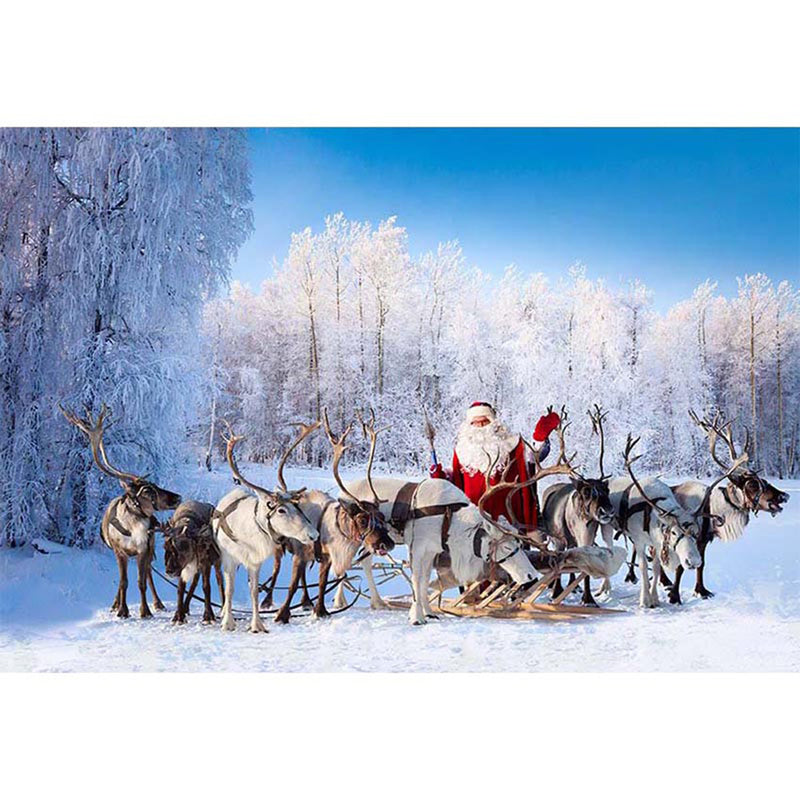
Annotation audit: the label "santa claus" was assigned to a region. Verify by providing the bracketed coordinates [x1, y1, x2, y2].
[429, 402, 561, 528]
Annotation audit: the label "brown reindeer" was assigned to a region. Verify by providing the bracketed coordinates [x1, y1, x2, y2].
[60, 404, 181, 618]
[162, 500, 224, 624]
[665, 411, 790, 603]
[270, 410, 395, 623]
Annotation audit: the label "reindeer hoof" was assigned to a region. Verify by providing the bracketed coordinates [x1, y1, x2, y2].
[668, 591, 682, 605]
[117, 607, 130, 619]
[140, 607, 153, 619]
[275, 609, 291, 625]
[695, 588, 715, 599]
[581, 597, 599, 608]
[154, 600, 166, 611]
[314, 606, 330, 619]
[250, 625, 268, 634]
[624, 573, 638, 584]
[425, 613, 440, 620]
[301, 598, 313, 610]
[202, 612, 215, 623]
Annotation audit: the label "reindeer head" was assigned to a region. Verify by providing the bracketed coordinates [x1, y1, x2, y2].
[728, 471, 789, 516]
[570, 477, 616, 526]
[222, 422, 318, 545]
[687, 410, 787, 519]
[322, 408, 393, 553]
[162, 523, 195, 576]
[59, 403, 181, 516]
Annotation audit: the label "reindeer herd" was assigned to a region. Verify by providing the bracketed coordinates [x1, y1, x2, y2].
[59, 402, 790, 631]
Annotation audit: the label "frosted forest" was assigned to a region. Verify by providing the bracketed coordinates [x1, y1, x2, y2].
[1, 127, 798, 550]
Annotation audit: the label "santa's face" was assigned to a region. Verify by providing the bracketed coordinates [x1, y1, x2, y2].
[455, 416, 520, 475]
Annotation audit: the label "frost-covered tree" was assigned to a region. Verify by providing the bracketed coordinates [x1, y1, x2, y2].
[0, 128, 252, 547]
[205, 213, 798, 481]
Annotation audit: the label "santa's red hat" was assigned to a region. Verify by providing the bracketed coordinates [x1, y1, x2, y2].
[466, 401, 496, 423]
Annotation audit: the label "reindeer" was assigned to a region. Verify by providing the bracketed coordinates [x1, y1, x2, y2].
[540, 405, 621, 605]
[212, 423, 319, 633]
[266, 413, 395, 624]
[162, 500, 223, 624]
[664, 411, 790, 603]
[599, 435, 712, 608]
[60, 404, 181, 618]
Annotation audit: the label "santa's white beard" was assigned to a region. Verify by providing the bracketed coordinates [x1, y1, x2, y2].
[454, 420, 520, 476]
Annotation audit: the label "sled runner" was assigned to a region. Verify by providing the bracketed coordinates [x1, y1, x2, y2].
[364, 553, 627, 621]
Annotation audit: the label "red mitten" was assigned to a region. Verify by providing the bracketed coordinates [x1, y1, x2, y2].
[533, 410, 561, 442]
[429, 463, 445, 479]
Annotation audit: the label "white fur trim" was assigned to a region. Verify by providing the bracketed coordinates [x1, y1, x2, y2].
[466, 404, 496, 423]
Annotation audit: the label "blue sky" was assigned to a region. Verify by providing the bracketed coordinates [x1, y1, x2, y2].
[232, 128, 799, 311]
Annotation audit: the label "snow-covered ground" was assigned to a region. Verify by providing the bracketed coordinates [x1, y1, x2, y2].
[1, 463, 798, 672]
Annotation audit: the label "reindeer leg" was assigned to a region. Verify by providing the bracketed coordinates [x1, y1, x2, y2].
[115, 554, 129, 618]
[275, 554, 303, 624]
[650, 556, 662, 607]
[638, 547, 653, 608]
[315, 557, 332, 618]
[137, 553, 153, 618]
[248, 566, 267, 633]
[625, 545, 638, 583]
[202, 566, 215, 623]
[408, 547, 432, 626]
[173, 578, 187, 624]
[551, 575, 564, 600]
[260, 549, 281, 610]
[581, 574, 598, 606]
[146, 538, 165, 610]
[363, 555, 389, 610]
[694, 538, 714, 599]
[299, 561, 313, 609]
[220, 562, 236, 632]
[214, 563, 225, 605]
[184, 573, 200, 616]
[658, 569, 673, 589]
[333, 578, 347, 610]
[669, 565, 684, 604]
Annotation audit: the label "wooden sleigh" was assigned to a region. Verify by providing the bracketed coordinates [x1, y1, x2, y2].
[366, 556, 627, 622]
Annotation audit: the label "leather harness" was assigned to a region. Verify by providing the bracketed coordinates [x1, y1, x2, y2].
[105, 496, 157, 542]
[389, 480, 468, 551]
[617, 483, 666, 534]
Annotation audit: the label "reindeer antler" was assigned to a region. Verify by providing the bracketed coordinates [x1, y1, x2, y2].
[356, 408, 389, 505]
[276, 420, 320, 494]
[622, 433, 672, 516]
[322, 408, 368, 510]
[221, 419, 272, 496]
[59, 402, 141, 485]
[687, 409, 749, 521]
[588, 404, 610, 479]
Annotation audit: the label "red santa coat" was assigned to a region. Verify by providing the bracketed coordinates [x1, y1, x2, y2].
[430, 411, 561, 528]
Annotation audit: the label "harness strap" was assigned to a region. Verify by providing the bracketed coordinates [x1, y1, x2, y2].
[211, 495, 248, 542]
[472, 527, 485, 558]
[107, 496, 150, 538]
[619, 483, 665, 533]
[440, 506, 453, 552]
[390, 481, 420, 531]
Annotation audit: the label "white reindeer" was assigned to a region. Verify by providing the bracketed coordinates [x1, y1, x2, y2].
[212, 425, 319, 633]
[665, 411, 785, 602]
[600, 434, 711, 608]
[344, 474, 538, 624]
